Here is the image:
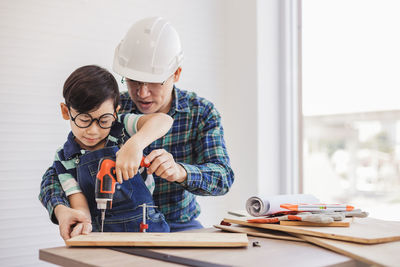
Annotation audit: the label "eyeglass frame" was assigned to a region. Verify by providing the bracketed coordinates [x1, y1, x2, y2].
[121, 75, 173, 91]
[68, 108, 117, 129]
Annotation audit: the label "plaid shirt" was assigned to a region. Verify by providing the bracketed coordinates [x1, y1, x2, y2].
[39, 87, 234, 224]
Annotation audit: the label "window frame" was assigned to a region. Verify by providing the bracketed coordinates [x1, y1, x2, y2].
[279, 0, 303, 194]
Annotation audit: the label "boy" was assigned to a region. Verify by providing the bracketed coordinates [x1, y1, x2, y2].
[52, 65, 172, 235]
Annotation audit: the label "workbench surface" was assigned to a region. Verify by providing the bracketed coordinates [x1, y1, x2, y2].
[39, 228, 363, 267]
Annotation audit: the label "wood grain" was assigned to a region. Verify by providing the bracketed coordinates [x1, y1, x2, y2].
[223, 217, 400, 244]
[65, 232, 249, 247]
[295, 233, 400, 267]
[214, 224, 305, 242]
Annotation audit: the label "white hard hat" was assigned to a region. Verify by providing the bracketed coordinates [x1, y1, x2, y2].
[113, 17, 184, 83]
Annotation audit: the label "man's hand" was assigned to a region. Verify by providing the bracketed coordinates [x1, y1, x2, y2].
[54, 205, 92, 240]
[70, 222, 92, 238]
[145, 149, 187, 183]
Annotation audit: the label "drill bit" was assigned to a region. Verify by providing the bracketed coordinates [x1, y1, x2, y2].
[101, 209, 105, 232]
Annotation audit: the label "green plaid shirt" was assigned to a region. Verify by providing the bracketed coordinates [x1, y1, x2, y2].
[39, 87, 234, 224]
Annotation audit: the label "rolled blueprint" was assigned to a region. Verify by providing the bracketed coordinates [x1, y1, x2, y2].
[245, 194, 319, 216]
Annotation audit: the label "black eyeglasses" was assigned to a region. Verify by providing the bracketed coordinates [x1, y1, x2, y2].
[68, 109, 116, 129]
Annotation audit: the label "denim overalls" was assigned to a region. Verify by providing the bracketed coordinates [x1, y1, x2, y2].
[75, 145, 170, 232]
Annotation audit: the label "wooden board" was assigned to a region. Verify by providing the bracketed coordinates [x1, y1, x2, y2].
[223, 217, 400, 244]
[279, 220, 350, 227]
[295, 233, 400, 267]
[41, 230, 356, 267]
[66, 232, 249, 247]
[214, 224, 305, 242]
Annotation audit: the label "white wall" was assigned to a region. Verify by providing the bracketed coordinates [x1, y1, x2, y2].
[0, 0, 283, 266]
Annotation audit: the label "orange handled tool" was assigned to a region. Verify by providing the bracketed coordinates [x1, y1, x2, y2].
[95, 157, 117, 232]
[95, 156, 149, 232]
[140, 157, 150, 168]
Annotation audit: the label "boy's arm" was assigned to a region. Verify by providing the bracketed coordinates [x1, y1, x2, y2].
[116, 113, 173, 182]
[68, 193, 91, 222]
[67, 193, 92, 239]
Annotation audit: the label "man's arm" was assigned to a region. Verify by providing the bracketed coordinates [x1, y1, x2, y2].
[146, 103, 234, 196]
[38, 167, 70, 224]
[178, 104, 234, 195]
[39, 167, 91, 240]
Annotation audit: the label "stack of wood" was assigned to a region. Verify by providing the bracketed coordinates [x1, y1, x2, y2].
[217, 212, 400, 266]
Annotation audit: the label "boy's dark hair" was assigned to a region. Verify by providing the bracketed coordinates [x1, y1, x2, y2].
[63, 65, 120, 113]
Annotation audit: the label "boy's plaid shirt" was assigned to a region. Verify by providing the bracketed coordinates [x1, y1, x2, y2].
[39, 87, 234, 224]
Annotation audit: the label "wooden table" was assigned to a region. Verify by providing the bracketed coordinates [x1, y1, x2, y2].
[39, 229, 364, 267]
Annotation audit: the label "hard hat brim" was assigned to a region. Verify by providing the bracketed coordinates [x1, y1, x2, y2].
[113, 61, 172, 83]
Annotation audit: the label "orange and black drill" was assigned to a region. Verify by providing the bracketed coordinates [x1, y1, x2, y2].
[95, 157, 117, 232]
[95, 156, 151, 232]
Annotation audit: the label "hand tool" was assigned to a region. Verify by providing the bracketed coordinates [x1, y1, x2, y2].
[138, 157, 154, 193]
[280, 203, 354, 212]
[138, 203, 157, 232]
[247, 213, 334, 224]
[311, 209, 368, 218]
[96, 156, 150, 232]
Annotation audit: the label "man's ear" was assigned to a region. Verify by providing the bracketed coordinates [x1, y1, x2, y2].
[60, 103, 70, 120]
[173, 67, 182, 83]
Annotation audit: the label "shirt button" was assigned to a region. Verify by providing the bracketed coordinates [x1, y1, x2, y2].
[75, 158, 80, 164]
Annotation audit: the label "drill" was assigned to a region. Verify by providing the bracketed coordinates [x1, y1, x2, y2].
[95, 156, 151, 232]
[95, 157, 117, 232]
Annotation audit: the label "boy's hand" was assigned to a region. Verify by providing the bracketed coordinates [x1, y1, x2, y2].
[145, 149, 187, 183]
[54, 205, 91, 240]
[115, 140, 142, 183]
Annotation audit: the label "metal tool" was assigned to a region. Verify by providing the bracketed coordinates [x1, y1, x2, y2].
[138, 203, 157, 232]
[96, 156, 150, 232]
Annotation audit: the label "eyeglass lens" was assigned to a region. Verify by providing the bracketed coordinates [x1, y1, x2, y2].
[125, 79, 165, 90]
[74, 113, 116, 128]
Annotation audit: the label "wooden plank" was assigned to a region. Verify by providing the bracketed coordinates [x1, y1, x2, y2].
[295, 233, 400, 267]
[65, 232, 249, 247]
[279, 220, 350, 227]
[214, 224, 305, 242]
[223, 217, 400, 244]
[40, 229, 357, 267]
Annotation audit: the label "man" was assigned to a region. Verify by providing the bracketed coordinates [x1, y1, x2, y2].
[39, 17, 234, 239]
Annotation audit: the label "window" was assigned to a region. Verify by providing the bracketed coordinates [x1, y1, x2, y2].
[302, 0, 400, 221]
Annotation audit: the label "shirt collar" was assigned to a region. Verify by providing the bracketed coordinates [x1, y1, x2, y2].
[63, 132, 82, 160]
[172, 86, 190, 114]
